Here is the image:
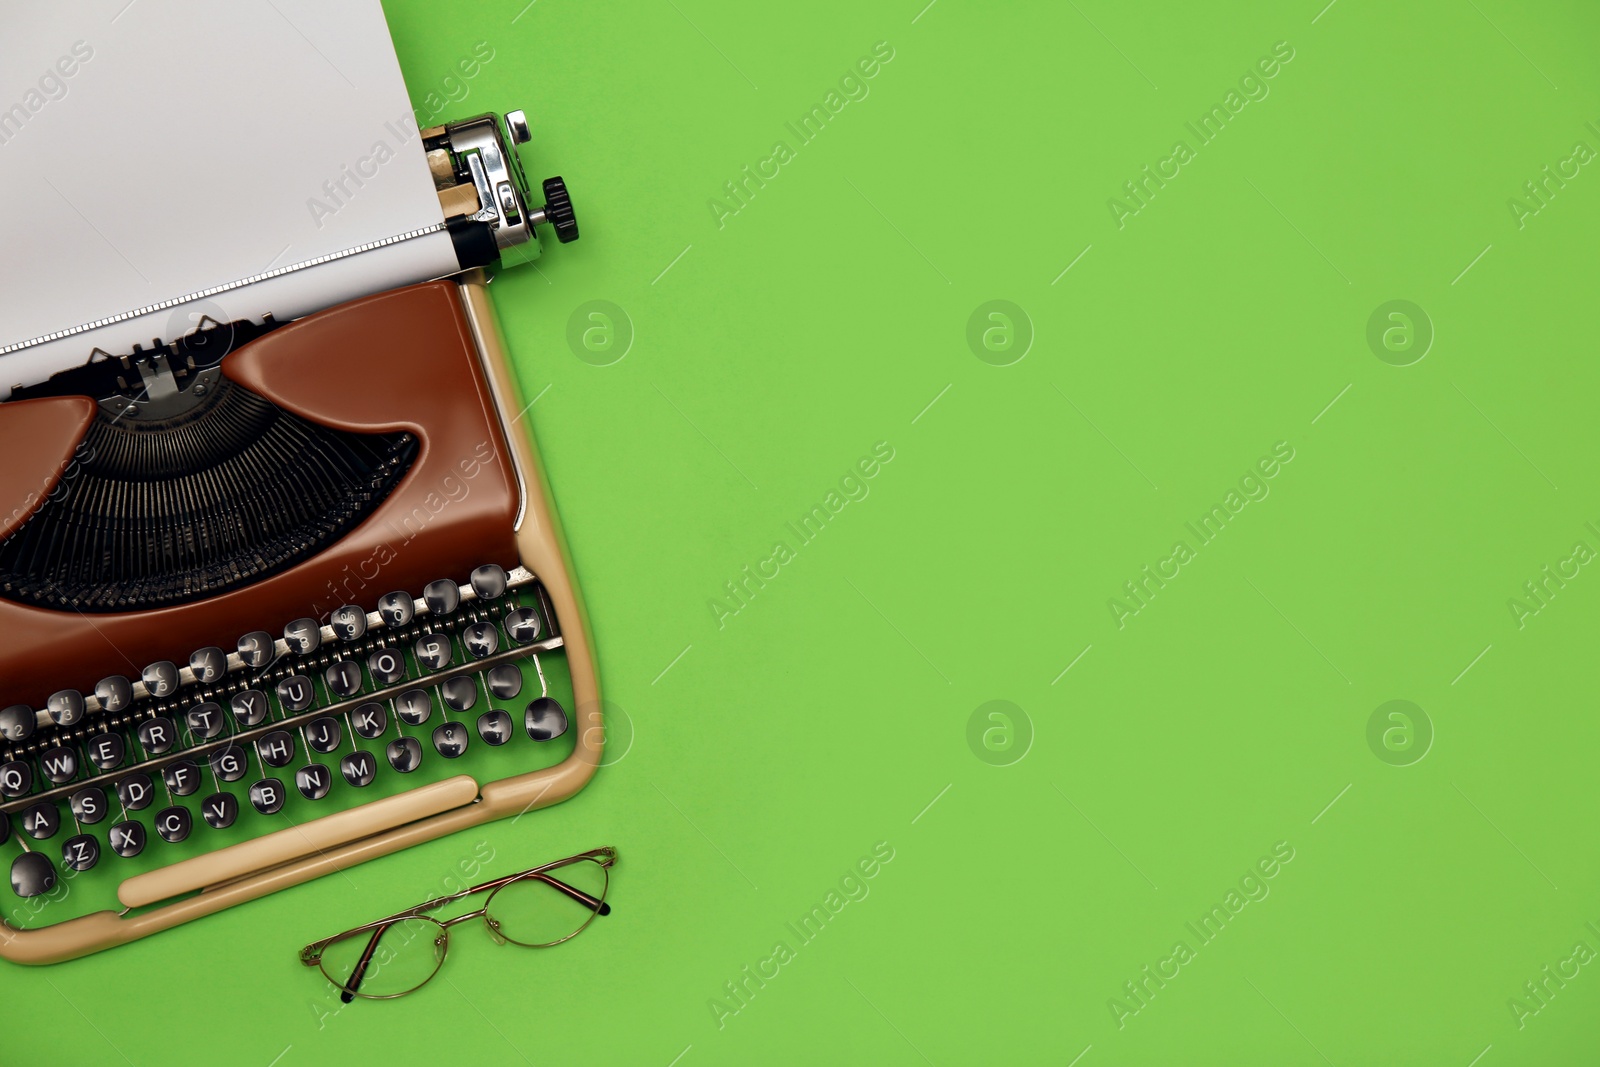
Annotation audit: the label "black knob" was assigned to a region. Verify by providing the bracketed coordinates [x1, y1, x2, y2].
[541, 176, 579, 243]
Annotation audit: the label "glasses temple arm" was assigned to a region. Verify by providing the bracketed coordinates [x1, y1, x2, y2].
[341, 923, 390, 1003]
[532, 872, 612, 915]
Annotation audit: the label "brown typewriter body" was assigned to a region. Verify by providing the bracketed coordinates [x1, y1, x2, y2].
[0, 278, 603, 964]
[1, 283, 520, 705]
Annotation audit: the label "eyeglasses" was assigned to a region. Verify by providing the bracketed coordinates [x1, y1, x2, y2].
[299, 846, 616, 1000]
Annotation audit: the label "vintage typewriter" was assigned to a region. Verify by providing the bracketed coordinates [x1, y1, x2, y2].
[0, 4, 602, 962]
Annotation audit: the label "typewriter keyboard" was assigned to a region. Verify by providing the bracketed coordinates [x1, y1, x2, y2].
[0, 564, 575, 919]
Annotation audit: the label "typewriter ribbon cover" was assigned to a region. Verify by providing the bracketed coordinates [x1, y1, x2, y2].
[0, 1, 602, 962]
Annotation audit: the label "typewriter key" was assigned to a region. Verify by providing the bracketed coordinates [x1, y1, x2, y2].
[109, 821, 146, 859]
[87, 733, 125, 771]
[440, 676, 478, 712]
[284, 618, 321, 656]
[257, 731, 296, 768]
[0, 705, 35, 742]
[276, 675, 315, 713]
[379, 591, 415, 628]
[1, 760, 33, 798]
[11, 851, 57, 897]
[138, 717, 177, 755]
[189, 647, 228, 684]
[186, 702, 224, 740]
[368, 648, 407, 686]
[117, 773, 154, 811]
[142, 661, 180, 699]
[39, 746, 77, 785]
[70, 787, 107, 825]
[432, 723, 469, 758]
[201, 793, 239, 830]
[415, 634, 453, 671]
[477, 711, 513, 746]
[396, 689, 433, 726]
[95, 676, 134, 715]
[249, 779, 286, 815]
[471, 565, 509, 601]
[331, 605, 369, 642]
[155, 806, 192, 844]
[505, 607, 542, 645]
[342, 752, 377, 787]
[164, 760, 201, 797]
[62, 834, 99, 873]
[307, 717, 342, 754]
[210, 744, 248, 782]
[325, 660, 364, 698]
[487, 664, 523, 700]
[22, 803, 59, 840]
[46, 689, 85, 727]
[525, 697, 569, 742]
[238, 631, 275, 669]
[464, 623, 500, 659]
[387, 737, 423, 773]
[296, 765, 332, 801]
[230, 690, 269, 727]
[352, 703, 388, 739]
[425, 579, 461, 616]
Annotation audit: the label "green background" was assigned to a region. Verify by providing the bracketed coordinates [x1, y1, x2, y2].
[9, 0, 1600, 1063]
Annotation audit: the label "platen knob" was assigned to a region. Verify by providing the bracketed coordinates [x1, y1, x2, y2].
[541, 176, 579, 243]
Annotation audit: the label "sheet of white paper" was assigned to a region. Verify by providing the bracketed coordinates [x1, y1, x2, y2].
[0, 0, 454, 392]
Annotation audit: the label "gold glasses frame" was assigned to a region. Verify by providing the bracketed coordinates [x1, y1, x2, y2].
[299, 846, 616, 1000]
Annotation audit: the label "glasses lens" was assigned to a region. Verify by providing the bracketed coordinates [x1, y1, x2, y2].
[318, 916, 448, 998]
[486, 858, 610, 947]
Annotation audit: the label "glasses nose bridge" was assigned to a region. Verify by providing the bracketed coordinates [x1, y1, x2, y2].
[440, 907, 490, 928]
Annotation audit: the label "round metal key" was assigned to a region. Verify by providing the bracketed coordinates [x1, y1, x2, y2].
[22, 803, 59, 840]
[331, 605, 368, 642]
[283, 618, 321, 656]
[368, 647, 407, 686]
[189, 647, 228, 684]
[471, 565, 508, 600]
[0, 705, 35, 743]
[142, 661, 180, 698]
[342, 751, 377, 787]
[46, 690, 84, 727]
[387, 737, 423, 773]
[325, 660, 364, 698]
[61, 834, 99, 873]
[439, 676, 477, 712]
[237, 631, 275, 668]
[70, 787, 107, 825]
[504, 607, 542, 645]
[414, 634, 452, 671]
[352, 703, 388, 739]
[249, 779, 286, 815]
[464, 623, 499, 659]
[11, 852, 57, 897]
[155, 806, 192, 844]
[396, 690, 433, 726]
[525, 697, 569, 742]
[432, 722, 470, 758]
[424, 579, 461, 616]
[477, 710, 513, 746]
[487, 664, 523, 701]
[95, 675, 134, 714]
[378, 590, 415, 628]
[110, 821, 146, 859]
[202, 793, 239, 830]
[230, 690, 269, 727]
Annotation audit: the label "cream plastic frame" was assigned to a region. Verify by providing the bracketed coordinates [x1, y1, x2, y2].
[0, 274, 604, 965]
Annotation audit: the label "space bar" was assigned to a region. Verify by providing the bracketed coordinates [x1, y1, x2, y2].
[117, 776, 481, 909]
